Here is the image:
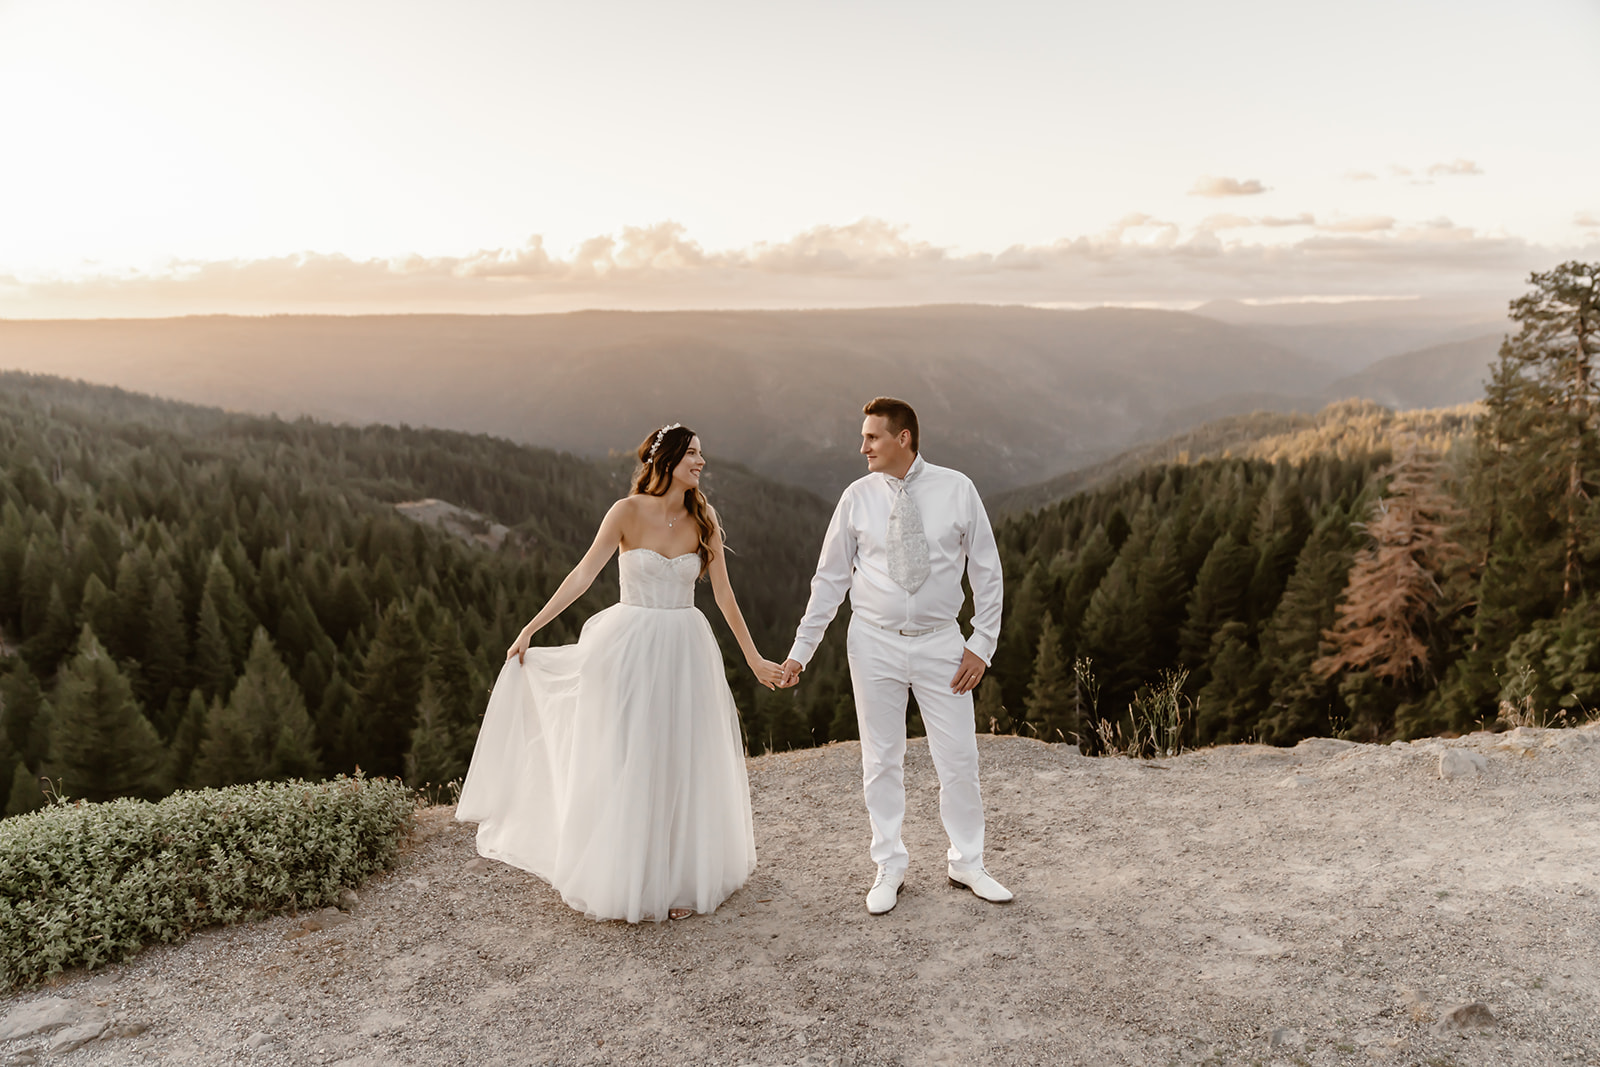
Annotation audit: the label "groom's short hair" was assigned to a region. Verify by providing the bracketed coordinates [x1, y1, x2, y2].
[863, 397, 919, 453]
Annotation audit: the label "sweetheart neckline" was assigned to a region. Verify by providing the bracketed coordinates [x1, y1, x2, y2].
[622, 547, 699, 563]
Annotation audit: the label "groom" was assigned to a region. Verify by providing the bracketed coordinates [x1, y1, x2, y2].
[780, 397, 1010, 914]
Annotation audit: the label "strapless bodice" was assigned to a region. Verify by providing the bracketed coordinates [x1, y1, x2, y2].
[619, 549, 698, 609]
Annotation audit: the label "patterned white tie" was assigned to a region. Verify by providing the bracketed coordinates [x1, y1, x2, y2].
[886, 464, 931, 593]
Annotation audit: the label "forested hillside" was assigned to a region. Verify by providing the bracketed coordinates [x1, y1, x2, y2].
[2, 262, 1594, 810]
[989, 399, 1478, 517]
[0, 374, 849, 814]
[987, 263, 1600, 751]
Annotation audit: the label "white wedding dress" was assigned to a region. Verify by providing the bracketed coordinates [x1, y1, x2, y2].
[455, 548, 757, 922]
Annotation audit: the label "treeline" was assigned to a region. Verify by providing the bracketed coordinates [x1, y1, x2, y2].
[984, 262, 1600, 748]
[0, 373, 851, 814]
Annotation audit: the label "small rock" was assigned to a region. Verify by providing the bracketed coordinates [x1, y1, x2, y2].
[464, 857, 492, 872]
[108, 1021, 149, 1039]
[243, 1031, 274, 1049]
[8, 1048, 40, 1065]
[1268, 1027, 1304, 1048]
[1439, 750, 1487, 780]
[263, 1010, 288, 1027]
[1276, 774, 1313, 789]
[405, 876, 431, 889]
[1434, 1001, 1496, 1033]
[47, 1019, 110, 1053]
[338, 888, 360, 911]
[0, 997, 80, 1040]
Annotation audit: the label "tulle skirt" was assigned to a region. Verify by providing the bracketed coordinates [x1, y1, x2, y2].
[455, 603, 756, 922]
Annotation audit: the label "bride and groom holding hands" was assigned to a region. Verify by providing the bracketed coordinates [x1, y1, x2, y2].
[456, 396, 1012, 922]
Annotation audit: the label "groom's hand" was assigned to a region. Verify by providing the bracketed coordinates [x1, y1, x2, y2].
[779, 659, 804, 688]
[950, 649, 986, 695]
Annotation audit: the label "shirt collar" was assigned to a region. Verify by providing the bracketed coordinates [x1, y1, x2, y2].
[881, 453, 926, 487]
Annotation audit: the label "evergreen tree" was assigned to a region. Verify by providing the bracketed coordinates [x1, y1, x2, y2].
[24, 581, 80, 678]
[426, 617, 481, 769]
[1077, 556, 1150, 708]
[45, 627, 167, 801]
[405, 679, 458, 787]
[352, 602, 426, 777]
[1254, 507, 1362, 744]
[141, 576, 189, 731]
[0, 662, 48, 769]
[192, 594, 235, 702]
[1178, 533, 1254, 670]
[201, 552, 252, 663]
[1502, 261, 1600, 600]
[1022, 613, 1074, 741]
[317, 671, 357, 772]
[194, 628, 321, 787]
[168, 689, 208, 789]
[5, 760, 44, 816]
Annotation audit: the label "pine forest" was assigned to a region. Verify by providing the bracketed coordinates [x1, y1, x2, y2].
[0, 261, 1596, 811]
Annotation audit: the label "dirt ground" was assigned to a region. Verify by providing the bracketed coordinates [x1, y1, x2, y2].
[3, 724, 1598, 1067]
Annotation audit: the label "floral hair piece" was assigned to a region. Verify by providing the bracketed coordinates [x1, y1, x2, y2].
[647, 422, 683, 460]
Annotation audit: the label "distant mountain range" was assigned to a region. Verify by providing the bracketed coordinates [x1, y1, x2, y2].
[0, 304, 1506, 499]
[1192, 297, 1505, 375]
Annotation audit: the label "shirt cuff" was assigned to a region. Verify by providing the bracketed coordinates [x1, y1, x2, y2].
[786, 640, 817, 669]
[964, 633, 995, 667]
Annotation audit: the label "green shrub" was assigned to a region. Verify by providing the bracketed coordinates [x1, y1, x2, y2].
[0, 773, 414, 989]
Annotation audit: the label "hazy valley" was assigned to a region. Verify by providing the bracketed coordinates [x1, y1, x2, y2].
[0, 302, 1501, 499]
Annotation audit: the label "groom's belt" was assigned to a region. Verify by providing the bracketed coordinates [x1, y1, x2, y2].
[863, 618, 957, 638]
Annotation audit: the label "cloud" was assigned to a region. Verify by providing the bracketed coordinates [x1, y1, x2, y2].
[4, 217, 1591, 318]
[1389, 165, 1413, 177]
[1198, 214, 1255, 231]
[1316, 215, 1396, 234]
[1577, 212, 1600, 229]
[1187, 175, 1268, 198]
[1344, 171, 1378, 182]
[1427, 158, 1483, 177]
[1199, 213, 1314, 231]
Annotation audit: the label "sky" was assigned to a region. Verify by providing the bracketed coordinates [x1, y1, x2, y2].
[1, 0, 1597, 316]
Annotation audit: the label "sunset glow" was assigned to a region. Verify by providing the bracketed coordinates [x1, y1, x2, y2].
[2, 0, 1597, 315]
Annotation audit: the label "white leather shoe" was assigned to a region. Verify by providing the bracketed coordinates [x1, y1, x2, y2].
[866, 867, 904, 914]
[948, 865, 1013, 903]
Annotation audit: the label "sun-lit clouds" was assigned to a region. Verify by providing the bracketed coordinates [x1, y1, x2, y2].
[1426, 159, 1484, 177]
[1317, 216, 1397, 233]
[5, 217, 1591, 319]
[1199, 213, 1315, 231]
[1344, 171, 1379, 182]
[1576, 213, 1600, 230]
[1188, 176, 1269, 198]
[1198, 214, 1256, 231]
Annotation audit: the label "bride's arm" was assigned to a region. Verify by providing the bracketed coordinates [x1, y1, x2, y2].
[507, 501, 627, 662]
[707, 525, 784, 690]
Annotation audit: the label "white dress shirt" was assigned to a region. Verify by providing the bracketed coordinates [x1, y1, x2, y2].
[787, 454, 1004, 668]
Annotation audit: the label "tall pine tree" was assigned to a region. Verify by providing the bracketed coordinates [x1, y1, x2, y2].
[46, 626, 167, 801]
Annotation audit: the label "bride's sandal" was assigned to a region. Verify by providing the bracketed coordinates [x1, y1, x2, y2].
[668, 908, 694, 921]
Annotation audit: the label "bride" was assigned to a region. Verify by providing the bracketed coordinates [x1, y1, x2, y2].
[455, 423, 781, 923]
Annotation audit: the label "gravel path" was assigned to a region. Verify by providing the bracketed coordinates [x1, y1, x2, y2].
[3, 724, 1598, 1066]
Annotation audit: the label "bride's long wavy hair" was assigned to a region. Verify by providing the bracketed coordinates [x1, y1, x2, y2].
[631, 424, 718, 577]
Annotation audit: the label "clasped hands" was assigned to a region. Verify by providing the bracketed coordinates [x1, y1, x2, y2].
[776, 648, 986, 695]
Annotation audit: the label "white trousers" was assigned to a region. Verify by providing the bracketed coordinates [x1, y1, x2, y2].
[846, 617, 985, 876]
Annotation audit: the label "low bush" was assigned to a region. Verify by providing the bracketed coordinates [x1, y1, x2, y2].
[0, 774, 414, 989]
